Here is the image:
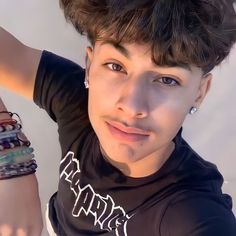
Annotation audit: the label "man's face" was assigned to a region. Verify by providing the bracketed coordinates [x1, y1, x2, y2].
[86, 42, 211, 174]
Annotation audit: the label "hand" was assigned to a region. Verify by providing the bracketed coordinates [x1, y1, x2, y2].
[0, 174, 43, 236]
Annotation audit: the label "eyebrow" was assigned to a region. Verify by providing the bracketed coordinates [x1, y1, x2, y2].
[101, 41, 192, 72]
[101, 40, 131, 59]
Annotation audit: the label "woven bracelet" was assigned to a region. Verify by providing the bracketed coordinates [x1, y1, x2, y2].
[0, 119, 18, 126]
[0, 111, 37, 179]
[0, 123, 22, 133]
[0, 111, 22, 125]
[0, 139, 31, 151]
[0, 159, 37, 180]
[0, 135, 30, 150]
[0, 158, 36, 170]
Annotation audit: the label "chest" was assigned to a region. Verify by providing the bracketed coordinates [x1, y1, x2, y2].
[56, 149, 173, 236]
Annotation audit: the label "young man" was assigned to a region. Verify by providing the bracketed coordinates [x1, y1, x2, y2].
[0, 0, 236, 235]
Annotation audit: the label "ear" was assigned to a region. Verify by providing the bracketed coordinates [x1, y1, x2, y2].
[194, 73, 213, 107]
[85, 46, 94, 73]
[85, 47, 94, 85]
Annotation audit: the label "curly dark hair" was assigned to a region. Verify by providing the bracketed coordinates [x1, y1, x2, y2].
[59, 0, 236, 73]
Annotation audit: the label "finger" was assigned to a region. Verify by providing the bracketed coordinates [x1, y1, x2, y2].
[0, 224, 13, 236]
[15, 227, 27, 236]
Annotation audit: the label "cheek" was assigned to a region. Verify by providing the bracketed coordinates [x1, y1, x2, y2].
[151, 88, 193, 115]
[150, 92, 192, 133]
[155, 101, 187, 125]
[87, 75, 115, 124]
[169, 96, 191, 113]
[88, 67, 121, 111]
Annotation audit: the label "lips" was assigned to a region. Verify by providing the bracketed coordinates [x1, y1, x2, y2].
[106, 120, 149, 142]
[107, 120, 149, 135]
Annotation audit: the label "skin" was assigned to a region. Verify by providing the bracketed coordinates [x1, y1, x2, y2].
[86, 42, 212, 178]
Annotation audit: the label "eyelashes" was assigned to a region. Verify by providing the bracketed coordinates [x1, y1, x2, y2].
[103, 62, 181, 86]
[155, 76, 180, 86]
[104, 62, 126, 73]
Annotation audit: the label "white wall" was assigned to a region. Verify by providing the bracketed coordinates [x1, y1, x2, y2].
[0, 1, 235, 235]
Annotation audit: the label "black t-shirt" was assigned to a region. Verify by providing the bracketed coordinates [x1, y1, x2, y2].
[34, 51, 236, 236]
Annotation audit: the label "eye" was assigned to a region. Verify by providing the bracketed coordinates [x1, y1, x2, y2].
[158, 76, 180, 86]
[105, 63, 126, 73]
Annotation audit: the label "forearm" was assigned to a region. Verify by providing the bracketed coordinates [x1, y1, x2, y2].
[0, 97, 37, 177]
[0, 171, 43, 235]
[0, 26, 42, 99]
[0, 97, 10, 119]
[0, 97, 43, 235]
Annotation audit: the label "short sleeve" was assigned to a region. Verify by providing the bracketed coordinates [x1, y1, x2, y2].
[33, 50, 87, 123]
[160, 195, 236, 236]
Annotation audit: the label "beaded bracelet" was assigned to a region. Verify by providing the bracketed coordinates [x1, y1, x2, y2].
[0, 134, 30, 148]
[0, 147, 34, 167]
[0, 159, 37, 180]
[0, 136, 18, 143]
[0, 153, 35, 167]
[0, 158, 36, 171]
[0, 123, 30, 151]
[0, 111, 37, 179]
[0, 129, 20, 140]
[14, 153, 35, 164]
[0, 147, 34, 163]
[0, 169, 36, 180]
[0, 141, 18, 151]
[0, 139, 31, 151]
[0, 123, 22, 133]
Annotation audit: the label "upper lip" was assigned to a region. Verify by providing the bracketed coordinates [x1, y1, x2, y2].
[106, 120, 150, 136]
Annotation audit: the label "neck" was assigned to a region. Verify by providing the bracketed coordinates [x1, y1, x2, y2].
[100, 141, 175, 178]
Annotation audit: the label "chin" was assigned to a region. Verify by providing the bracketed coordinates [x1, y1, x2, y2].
[104, 144, 147, 164]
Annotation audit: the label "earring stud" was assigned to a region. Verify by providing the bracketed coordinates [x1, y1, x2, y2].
[84, 80, 89, 89]
[190, 107, 198, 115]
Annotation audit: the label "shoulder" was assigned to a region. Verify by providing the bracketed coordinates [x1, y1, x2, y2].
[160, 193, 236, 236]
[37, 50, 84, 76]
[34, 50, 86, 106]
[34, 50, 87, 122]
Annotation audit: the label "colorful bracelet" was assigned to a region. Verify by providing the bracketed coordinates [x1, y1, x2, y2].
[0, 147, 34, 164]
[0, 153, 35, 167]
[0, 123, 22, 133]
[0, 111, 37, 179]
[0, 119, 18, 126]
[0, 158, 36, 170]
[0, 135, 30, 148]
[0, 139, 31, 151]
[0, 136, 18, 143]
[0, 129, 20, 140]
[0, 159, 37, 180]
[0, 111, 22, 125]
[0, 144, 30, 155]
[0, 124, 30, 151]
[14, 153, 35, 164]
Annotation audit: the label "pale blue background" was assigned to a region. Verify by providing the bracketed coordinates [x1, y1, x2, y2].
[0, 1, 235, 235]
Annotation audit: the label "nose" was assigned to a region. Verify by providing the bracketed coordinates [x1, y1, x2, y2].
[116, 78, 149, 119]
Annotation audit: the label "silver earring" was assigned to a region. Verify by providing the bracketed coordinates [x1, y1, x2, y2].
[189, 107, 198, 115]
[84, 80, 89, 89]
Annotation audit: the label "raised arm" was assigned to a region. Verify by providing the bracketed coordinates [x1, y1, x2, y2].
[0, 27, 42, 99]
[0, 97, 43, 235]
